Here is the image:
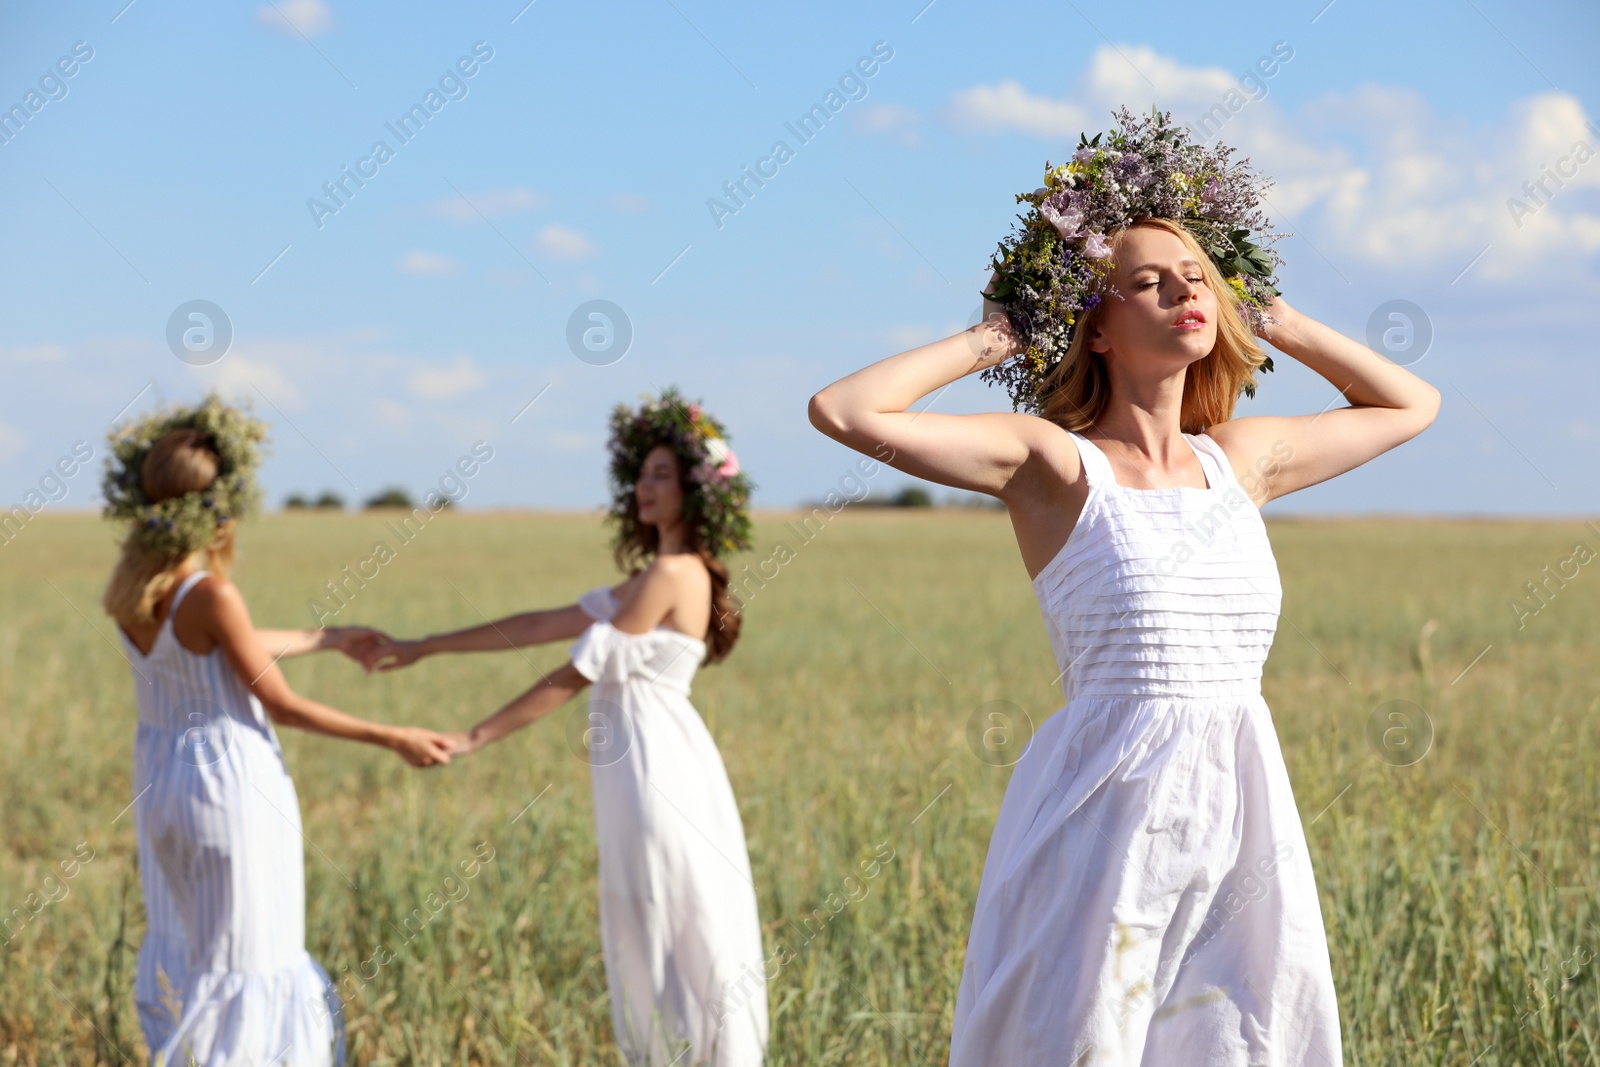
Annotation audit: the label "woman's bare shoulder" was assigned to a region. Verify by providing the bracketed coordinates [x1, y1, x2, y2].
[647, 552, 711, 587]
[178, 573, 244, 615]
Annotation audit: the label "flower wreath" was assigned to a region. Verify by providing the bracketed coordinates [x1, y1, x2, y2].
[102, 392, 269, 557]
[605, 386, 754, 559]
[982, 104, 1289, 412]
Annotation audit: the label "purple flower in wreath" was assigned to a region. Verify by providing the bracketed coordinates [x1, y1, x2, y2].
[1040, 191, 1086, 241]
[1082, 233, 1114, 259]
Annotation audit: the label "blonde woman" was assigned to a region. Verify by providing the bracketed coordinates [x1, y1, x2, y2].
[102, 396, 452, 1065]
[811, 203, 1437, 1060]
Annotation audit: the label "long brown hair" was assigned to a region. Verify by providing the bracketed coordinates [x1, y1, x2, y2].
[611, 447, 742, 665]
[1037, 216, 1268, 433]
[102, 429, 236, 630]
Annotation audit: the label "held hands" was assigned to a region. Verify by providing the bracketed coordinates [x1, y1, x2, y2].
[333, 629, 478, 765]
[361, 638, 429, 673]
[323, 629, 462, 767]
[389, 726, 455, 768]
[323, 627, 394, 672]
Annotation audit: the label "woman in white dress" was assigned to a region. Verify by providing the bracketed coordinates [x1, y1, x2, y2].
[368, 388, 769, 1066]
[809, 210, 1439, 1062]
[102, 398, 455, 1066]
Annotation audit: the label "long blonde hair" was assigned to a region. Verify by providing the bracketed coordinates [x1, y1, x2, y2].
[1037, 217, 1268, 433]
[103, 429, 237, 630]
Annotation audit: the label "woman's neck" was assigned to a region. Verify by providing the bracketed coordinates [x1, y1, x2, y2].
[654, 521, 691, 555]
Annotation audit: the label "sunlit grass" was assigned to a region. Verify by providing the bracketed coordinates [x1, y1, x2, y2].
[1, 510, 1597, 1064]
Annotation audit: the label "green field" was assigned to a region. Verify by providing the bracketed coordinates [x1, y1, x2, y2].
[2, 510, 1598, 1065]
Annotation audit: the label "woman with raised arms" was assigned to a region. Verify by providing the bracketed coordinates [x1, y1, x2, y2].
[809, 109, 1438, 1065]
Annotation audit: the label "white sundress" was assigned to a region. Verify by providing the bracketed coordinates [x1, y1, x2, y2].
[949, 431, 1343, 1066]
[118, 570, 344, 1066]
[569, 584, 769, 1067]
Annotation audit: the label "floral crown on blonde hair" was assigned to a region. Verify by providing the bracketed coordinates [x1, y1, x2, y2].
[605, 386, 754, 558]
[983, 104, 1289, 412]
[102, 392, 268, 557]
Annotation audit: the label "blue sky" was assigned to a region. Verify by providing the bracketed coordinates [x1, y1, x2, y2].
[2, 0, 1597, 517]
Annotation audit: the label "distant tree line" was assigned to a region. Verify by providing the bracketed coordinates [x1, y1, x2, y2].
[286, 483, 989, 512]
[806, 485, 1005, 510]
[284, 487, 454, 511]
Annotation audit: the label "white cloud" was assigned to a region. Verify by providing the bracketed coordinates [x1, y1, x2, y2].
[373, 398, 411, 429]
[397, 250, 462, 276]
[927, 47, 1600, 278]
[1564, 420, 1600, 441]
[945, 81, 1090, 139]
[852, 102, 923, 148]
[1082, 43, 1236, 114]
[854, 103, 919, 133]
[408, 355, 486, 400]
[548, 431, 593, 450]
[255, 0, 333, 38]
[885, 325, 935, 348]
[534, 224, 597, 260]
[0, 422, 26, 464]
[610, 193, 650, 212]
[204, 354, 307, 409]
[2, 343, 69, 363]
[429, 186, 547, 222]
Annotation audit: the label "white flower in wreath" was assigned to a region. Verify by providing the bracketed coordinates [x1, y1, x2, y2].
[696, 435, 740, 482]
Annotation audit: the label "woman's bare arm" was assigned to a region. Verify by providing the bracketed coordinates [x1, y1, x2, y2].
[254, 627, 386, 665]
[368, 604, 595, 671]
[808, 314, 1062, 500]
[1209, 295, 1442, 504]
[450, 661, 590, 755]
[184, 578, 453, 767]
[448, 557, 705, 757]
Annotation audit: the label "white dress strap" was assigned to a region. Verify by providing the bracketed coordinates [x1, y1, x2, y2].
[1065, 430, 1115, 491]
[167, 570, 210, 622]
[1189, 433, 1248, 499]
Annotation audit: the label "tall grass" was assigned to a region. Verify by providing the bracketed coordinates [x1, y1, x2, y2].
[1, 511, 1596, 1064]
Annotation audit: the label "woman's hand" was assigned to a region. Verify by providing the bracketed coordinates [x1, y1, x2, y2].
[388, 726, 455, 768]
[973, 270, 1023, 366]
[444, 730, 481, 758]
[367, 638, 429, 672]
[1251, 293, 1304, 349]
[1208, 287, 1440, 506]
[324, 627, 392, 671]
